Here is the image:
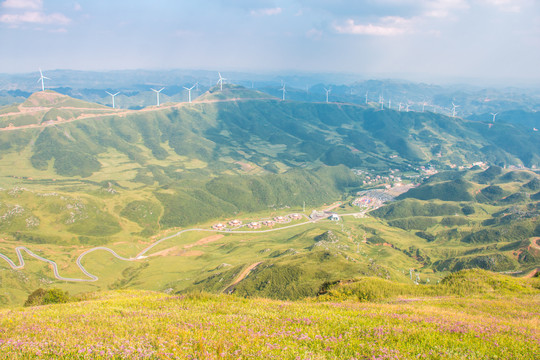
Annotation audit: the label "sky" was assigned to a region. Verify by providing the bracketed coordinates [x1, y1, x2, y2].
[1, 0, 539, 84]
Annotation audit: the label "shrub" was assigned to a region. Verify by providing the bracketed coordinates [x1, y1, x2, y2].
[24, 288, 71, 307]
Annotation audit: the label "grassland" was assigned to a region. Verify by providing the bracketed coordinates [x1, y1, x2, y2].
[0, 270, 538, 359]
[0, 90, 539, 308]
[0, 165, 539, 306]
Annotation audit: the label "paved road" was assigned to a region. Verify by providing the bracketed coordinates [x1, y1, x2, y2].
[0, 212, 365, 282]
[0, 214, 326, 282]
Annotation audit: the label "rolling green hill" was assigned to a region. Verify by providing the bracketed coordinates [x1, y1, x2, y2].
[0, 89, 539, 307]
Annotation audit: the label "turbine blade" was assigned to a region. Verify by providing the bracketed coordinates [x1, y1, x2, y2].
[114, 92, 120, 96]
[106, 91, 113, 96]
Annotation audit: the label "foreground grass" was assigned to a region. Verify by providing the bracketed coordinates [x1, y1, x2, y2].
[0, 290, 538, 359]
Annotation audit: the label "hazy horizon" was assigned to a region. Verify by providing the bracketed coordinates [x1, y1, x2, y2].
[1, 0, 539, 85]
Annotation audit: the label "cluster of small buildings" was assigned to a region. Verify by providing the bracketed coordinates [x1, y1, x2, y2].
[353, 196, 385, 209]
[212, 213, 304, 231]
[212, 223, 226, 230]
[358, 169, 402, 187]
[419, 165, 438, 176]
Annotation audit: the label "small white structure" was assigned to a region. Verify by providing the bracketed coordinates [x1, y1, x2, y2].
[329, 213, 340, 221]
[228, 219, 242, 227]
[274, 216, 286, 223]
[247, 222, 261, 229]
[289, 213, 302, 220]
[212, 223, 226, 230]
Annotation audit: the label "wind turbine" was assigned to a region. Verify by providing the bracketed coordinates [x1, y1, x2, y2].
[105, 91, 120, 109]
[365, 91, 368, 104]
[405, 103, 410, 112]
[37, 68, 50, 92]
[398, 102, 403, 112]
[388, 99, 391, 109]
[183, 83, 197, 103]
[422, 101, 427, 112]
[151, 87, 165, 107]
[490, 112, 498, 122]
[279, 84, 286, 101]
[217, 72, 226, 91]
[379, 95, 384, 110]
[324, 87, 331, 103]
[452, 102, 460, 117]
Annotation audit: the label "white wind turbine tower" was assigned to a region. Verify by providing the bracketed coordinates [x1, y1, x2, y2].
[217, 72, 226, 91]
[151, 88, 165, 107]
[388, 99, 391, 109]
[379, 95, 384, 110]
[324, 87, 331, 103]
[106, 91, 120, 109]
[422, 101, 427, 112]
[365, 91, 369, 104]
[398, 102, 403, 112]
[37, 68, 50, 92]
[491, 112, 498, 122]
[406, 103, 410, 112]
[452, 102, 460, 117]
[183, 83, 197, 103]
[279, 84, 286, 101]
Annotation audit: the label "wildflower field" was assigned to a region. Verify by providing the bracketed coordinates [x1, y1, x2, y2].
[0, 289, 538, 359]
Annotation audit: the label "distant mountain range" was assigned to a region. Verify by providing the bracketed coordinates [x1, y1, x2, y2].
[1, 69, 539, 116]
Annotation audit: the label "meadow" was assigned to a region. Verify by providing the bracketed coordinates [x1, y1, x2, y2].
[0, 284, 538, 359]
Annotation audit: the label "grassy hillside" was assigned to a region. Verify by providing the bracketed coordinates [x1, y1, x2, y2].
[0, 272, 538, 359]
[0, 91, 539, 307]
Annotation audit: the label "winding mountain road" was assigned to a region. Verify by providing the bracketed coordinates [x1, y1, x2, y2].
[0, 213, 350, 282]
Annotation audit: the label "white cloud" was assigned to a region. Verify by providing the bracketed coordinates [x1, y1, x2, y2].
[0, 10, 70, 25]
[334, 17, 412, 36]
[1, 0, 42, 9]
[73, 3, 81, 12]
[250, 7, 282, 16]
[0, 0, 71, 26]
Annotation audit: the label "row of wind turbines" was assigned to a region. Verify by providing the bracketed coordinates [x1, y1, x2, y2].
[37, 69, 228, 108]
[105, 72, 228, 108]
[282, 83, 471, 119]
[38, 68, 506, 124]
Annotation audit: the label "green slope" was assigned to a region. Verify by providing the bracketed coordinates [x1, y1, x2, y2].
[0, 90, 539, 306]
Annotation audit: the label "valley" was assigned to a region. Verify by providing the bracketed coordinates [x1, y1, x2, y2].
[0, 86, 538, 308]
